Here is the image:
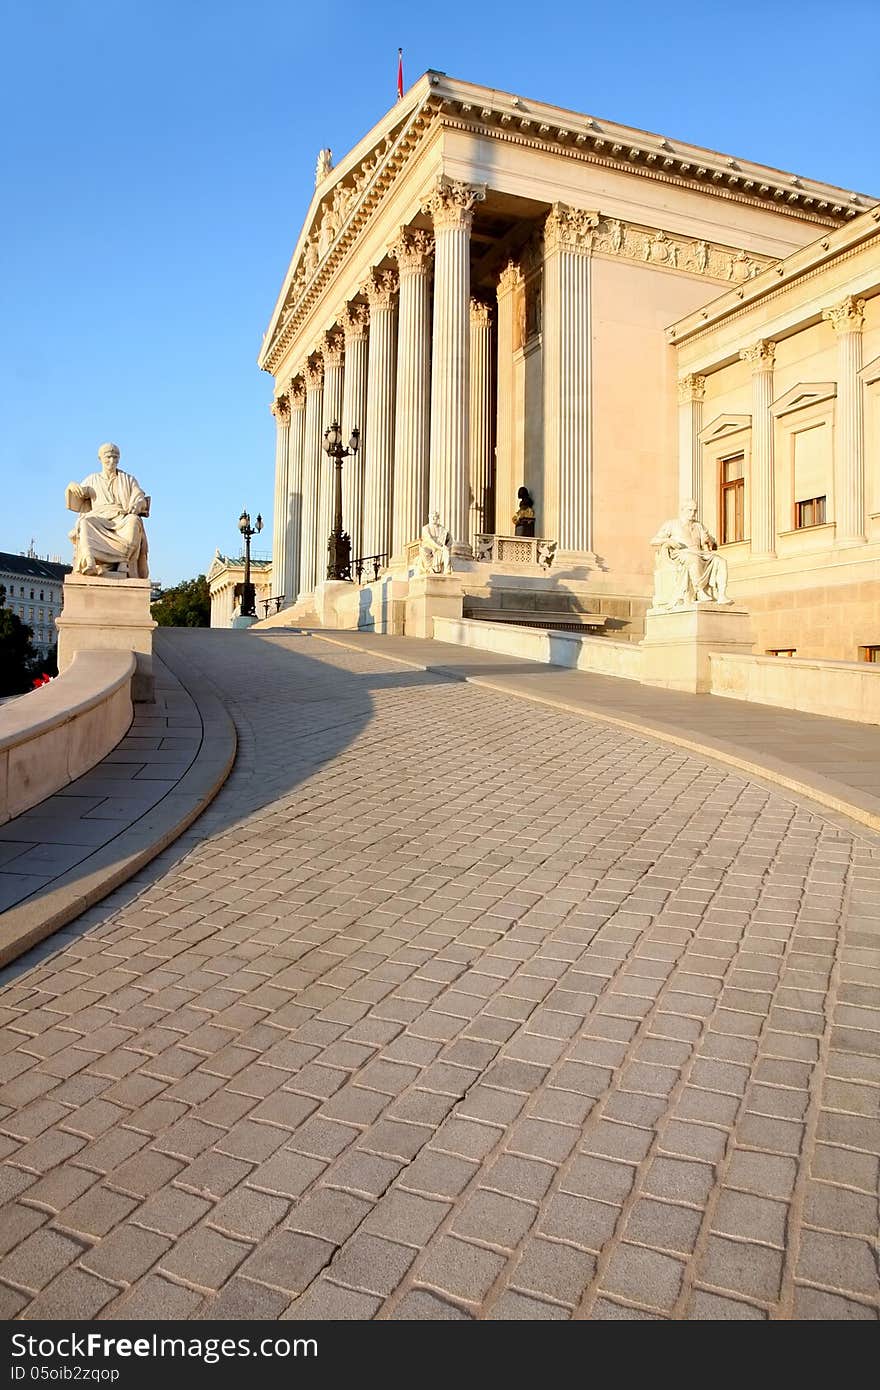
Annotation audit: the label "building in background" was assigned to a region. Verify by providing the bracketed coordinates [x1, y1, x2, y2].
[207, 550, 273, 627]
[0, 546, 71, 657]
[259, 70, 878, 659]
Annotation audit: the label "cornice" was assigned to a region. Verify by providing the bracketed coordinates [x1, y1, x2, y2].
[260, 74, 874, 376]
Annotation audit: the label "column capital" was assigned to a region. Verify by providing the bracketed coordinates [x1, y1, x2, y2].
[544, 203, 601, 256]
[823, 295, 866, 334]
[362, 268, 399, 311]
[321, 328, 345, 368]
[497, 260, 524, 297]
[677, 373, 706, 404]
[304, 357, 324, 391]
[422, 178, 486, 232]
[470, 297, 493, 330]
[270, 395, 290, 425]
[739, 339, 776, 372]
[390, 227, 434, 274]
[288, 378, 306, 410]
[341, 302, 370, 343]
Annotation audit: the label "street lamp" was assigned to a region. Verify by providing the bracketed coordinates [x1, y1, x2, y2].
[322, 422, 359, 581]
[237, 508, 263, 620]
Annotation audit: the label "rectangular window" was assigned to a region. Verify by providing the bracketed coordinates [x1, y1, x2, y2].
[859, 645, 880, 662]
[795, 496, 826, 528]
[719, 454, 745, 544]
[767, 648, 797, 657]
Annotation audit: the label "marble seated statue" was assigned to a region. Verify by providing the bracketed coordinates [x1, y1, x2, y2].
[416, 511, 453, 575]
[66, 442, 150, 579]
[650, 498, 731, 609]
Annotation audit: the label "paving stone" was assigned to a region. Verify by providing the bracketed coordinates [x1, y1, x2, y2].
[399, 1149, 478, 1198]
[392, 1289, 473, 1319]
[209, 1186, 289, 1241]
[283, 1279, 383, 1320]
[711, 1190, 788, 1247]
[796, 1230, 880, 1297]
[417, 1236, 506, 1303]
[512, 1238, 596, 1306]
[487, 1290, 569, 1319]
[240, 1230, 335, 1294]
[362, 1189, 448, 1246]
[624, 1199, 703, 1255]
[689, 1290, 768, 1320]
[725, 1149, 797, 1201]
[698, 1235, 784, 1302]
[80, 1224, 170, 1283]
[104, 1274, 204, 1320]
[452, 1190, 537, 1249]
[286, 1187, 372, 1245]
[158, 1224, 250, 1290]
[0, 1228, 85, 1291]
[132, 1187, 212, 1237]
[54, 1186, 138, 1239]
[792, 1286, 879, 1320]
[326, 1233, 416, 1296]
[601, 1243, 685, 1312]
[19, 1267, 118, 1320]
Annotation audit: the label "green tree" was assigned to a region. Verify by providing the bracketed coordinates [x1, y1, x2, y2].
[0, 584, 40, 695]
[151, 574, 211, 628]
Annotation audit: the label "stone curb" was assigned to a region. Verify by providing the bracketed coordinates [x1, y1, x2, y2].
[0, 657, 237, 968]
[307, 629, 880, 836]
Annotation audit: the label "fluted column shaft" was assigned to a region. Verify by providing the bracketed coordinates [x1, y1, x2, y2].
[341, 305, 369, 563]
[469, 298, 494, 545]
[543, 204, 597, 552]
[318, 331, 345, 580]
[426, 181, 484, 551]
[362, 272, 398, 560]
[824, 296, 866, 543]
[741, 340, 775, 555]
[677, 375, 705, 510]
[270, 396, 290, 603]
[495, 262, 521, 536]
[391, 230, 433, 557]
[285, 384, 306, 604]
[300, 360, 324, 594]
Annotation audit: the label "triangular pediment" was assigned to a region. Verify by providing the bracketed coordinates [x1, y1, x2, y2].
[770, 381, 836, 417]
[699, 413, 751, 444]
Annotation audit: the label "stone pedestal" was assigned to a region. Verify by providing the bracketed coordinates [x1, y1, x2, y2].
[56, 575, 157, 702]
[232, 614, 258, 629]
[314, 579, 358, 629]
[641, 603, 753, 693]
[405, 574, 464, 639]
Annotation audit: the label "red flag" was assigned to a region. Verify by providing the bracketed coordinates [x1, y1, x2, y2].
[397, 48, 403, 100]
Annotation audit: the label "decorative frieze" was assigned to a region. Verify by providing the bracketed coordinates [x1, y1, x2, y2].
[390, 228, 434, 273]
[423, 179, 486, 231]
[577, 214, 775, 282]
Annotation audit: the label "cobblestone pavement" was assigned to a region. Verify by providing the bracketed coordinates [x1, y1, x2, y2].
[0, 629, 878, 1321]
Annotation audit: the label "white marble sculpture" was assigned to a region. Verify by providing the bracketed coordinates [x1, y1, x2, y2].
[315, 148, 333, 185]
[650, 499, 731, 609]
[66, 442, 150, 578]
[417, 511, 453, 575]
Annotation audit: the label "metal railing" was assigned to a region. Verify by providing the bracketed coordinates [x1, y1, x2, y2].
[260, 595, 286, 617]
[352, 554, 388, 584]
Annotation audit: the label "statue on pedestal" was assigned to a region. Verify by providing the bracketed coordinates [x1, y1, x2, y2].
[650, 499, 731, 609]
[512, 486, 535, 537]
[417, 512, 453, 575]
[66, 442, 150, 578]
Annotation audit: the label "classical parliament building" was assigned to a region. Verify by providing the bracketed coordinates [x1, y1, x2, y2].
[259, 72, 880, 660]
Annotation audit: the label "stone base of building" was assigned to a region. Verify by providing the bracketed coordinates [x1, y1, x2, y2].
[641, 603, 754, 693]
[56, 575, 157, 702]
[404, 574, 464, 639]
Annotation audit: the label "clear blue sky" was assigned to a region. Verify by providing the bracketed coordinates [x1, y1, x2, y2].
[2, 0, 878, 586]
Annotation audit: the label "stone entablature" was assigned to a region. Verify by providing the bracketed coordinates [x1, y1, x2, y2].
[260, 73, 868, 374]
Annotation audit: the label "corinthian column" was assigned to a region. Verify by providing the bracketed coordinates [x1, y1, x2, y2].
[285, 380, 306, 604]
[362, 270, 398, 560]
[390, 228, 433, 558]
[469, 298, 495, 545]
[740, 340, 776, 556]
[300, 357, 324, 594]
[317, 330, 345, 580]
[270, 395, 290, 604]
[823, 295, 867, 544]
[341, 303, 369, 563]
[543, 204, 598, 553]
[496, 261, 522, 537]
[425, 180, 485, 552]
[677, 374, 706, 510]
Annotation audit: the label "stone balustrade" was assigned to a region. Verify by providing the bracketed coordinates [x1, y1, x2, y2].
[710, 651, 880, 724]
[0, 650, 135, 824]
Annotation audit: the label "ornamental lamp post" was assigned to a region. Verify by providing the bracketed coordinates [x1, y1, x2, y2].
[233, 507, 262, 627]
[323, 422, 359, 581]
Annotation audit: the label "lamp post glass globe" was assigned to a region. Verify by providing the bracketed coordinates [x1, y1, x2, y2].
[322, 421, 358, 581]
